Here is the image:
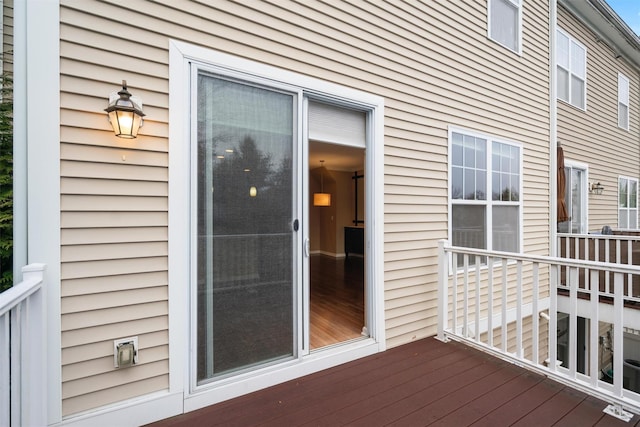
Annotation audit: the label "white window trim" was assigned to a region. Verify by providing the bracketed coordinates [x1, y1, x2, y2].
[562, 159, 589, 234]
[618, 175, 639, 230]
[168, 40, 385, 415]
[556, 27, 587, 111]
[487, 0, 523, 55]
[618, 72, 630, 131]
[447, 126, 524, 256]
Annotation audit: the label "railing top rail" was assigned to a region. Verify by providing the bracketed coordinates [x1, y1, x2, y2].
[0, 263, 45, 317]
[440, 240, 640, 275]
[557, 232, 640, 242]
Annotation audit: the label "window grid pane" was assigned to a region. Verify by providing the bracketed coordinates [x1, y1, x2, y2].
[620, 178, 628, 208]
[630, 210, 638, 229]
[490, 0, 519, 52]
[570, 76, 585, 109]
[619, 74, 630, 130]
[557, 31, 570, 69]
[453, 133, 487, 201]
[619, 178, 639, 229]
[619, 103, 629, 129]
[557, 30, 586, 109]
[570, 41, 586, 78]
[493, 206, 519, 252]
[557, 67, 569, 102]
[492, 141, 520, 201]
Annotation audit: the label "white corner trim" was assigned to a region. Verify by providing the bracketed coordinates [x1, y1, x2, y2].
[15, 0, 62, 423]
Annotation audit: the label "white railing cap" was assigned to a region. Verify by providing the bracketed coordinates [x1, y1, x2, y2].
[0, 263, 46, 317]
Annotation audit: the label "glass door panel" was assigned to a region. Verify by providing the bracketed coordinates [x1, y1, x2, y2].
[570, 168, 585, 233]
[558, 166, 586, 234]
[196, 72, 296, 382]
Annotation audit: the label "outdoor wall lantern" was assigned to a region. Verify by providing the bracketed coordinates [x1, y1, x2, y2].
[105, 80, 145, 138]
[589, 181, 604, 195]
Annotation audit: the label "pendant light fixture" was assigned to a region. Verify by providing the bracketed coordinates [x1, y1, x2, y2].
[313, 160, 331, 207]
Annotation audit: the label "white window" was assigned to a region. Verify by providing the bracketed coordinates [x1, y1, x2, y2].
[488, 0, 522, 54]
[619, 176, 638, 229]
[558, 161, 588, 234]
[449, 128, 522, 263]
[618, 73, 630, 130]
[557, 28, 587, 110]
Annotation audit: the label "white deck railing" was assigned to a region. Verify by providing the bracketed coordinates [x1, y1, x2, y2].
[437, 241, 639, 420]
[558, 232, 640, 302]
[0, 264, 46, 427]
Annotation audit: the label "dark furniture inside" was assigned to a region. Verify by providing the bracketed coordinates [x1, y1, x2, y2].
[345, 226, 364, 259]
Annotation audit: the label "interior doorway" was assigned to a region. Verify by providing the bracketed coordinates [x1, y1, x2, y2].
[308, 139, 366, 350]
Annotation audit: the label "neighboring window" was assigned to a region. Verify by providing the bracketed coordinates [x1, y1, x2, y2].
[619, 176, 638, 229]
[618, 73, 630, 130]
[557, 162, 587, 234]
[450, 129, 522, 264]
[557, 28, 587, 110]
[488, 0, 522, 53]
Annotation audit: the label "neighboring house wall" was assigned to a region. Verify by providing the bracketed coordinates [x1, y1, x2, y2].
[58, 0, 550, 418]
[557, 5, 640, 232]
[2, 0, 12, 77]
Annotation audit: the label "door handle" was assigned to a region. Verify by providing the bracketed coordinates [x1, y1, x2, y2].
[304, 238, 310, 257]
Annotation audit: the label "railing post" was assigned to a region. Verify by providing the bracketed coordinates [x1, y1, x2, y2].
[613, 271, 624, 398]
[437, 240, 449, 342]
[549, 264, 558, 373]
[589, 269, 599, 388]
[0, 263, 46, 427]
[21, 263, 46, 427]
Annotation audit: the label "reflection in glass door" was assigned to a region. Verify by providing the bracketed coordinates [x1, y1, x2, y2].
[196, 72, 296, 382]
[558, 164, 586, 234]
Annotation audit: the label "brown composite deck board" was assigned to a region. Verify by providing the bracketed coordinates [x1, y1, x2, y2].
[470, 378, 568, 426]
[311, 350, 478, 426]
[234, 339, 459, 426]
[429, 369, 545, 426]
[555, 396, 626, 427]
[148, 338, 640, 427]
[230, 339, 453, 426]
[350, 362, 510, 426]
[385, 364, 528, 426]
[511, 383, 591, 426]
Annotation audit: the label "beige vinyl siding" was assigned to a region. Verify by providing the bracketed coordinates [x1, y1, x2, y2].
[60, 0, 550, 414]
[61, 0, 170, 414]
[557, 6, 640, 232]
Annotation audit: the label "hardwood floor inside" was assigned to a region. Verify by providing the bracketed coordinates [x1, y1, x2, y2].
[309, 254, 365, 349]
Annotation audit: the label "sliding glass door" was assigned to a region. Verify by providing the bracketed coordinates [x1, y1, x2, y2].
[195, 71, 297, 382]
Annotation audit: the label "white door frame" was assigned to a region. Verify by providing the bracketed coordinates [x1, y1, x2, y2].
[168, 40, 385, 414]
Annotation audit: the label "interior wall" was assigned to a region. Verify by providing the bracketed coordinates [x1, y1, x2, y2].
[310, 167, 357, 257]
[335, 170, 355, 255]
[310, 167, 336, 255]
